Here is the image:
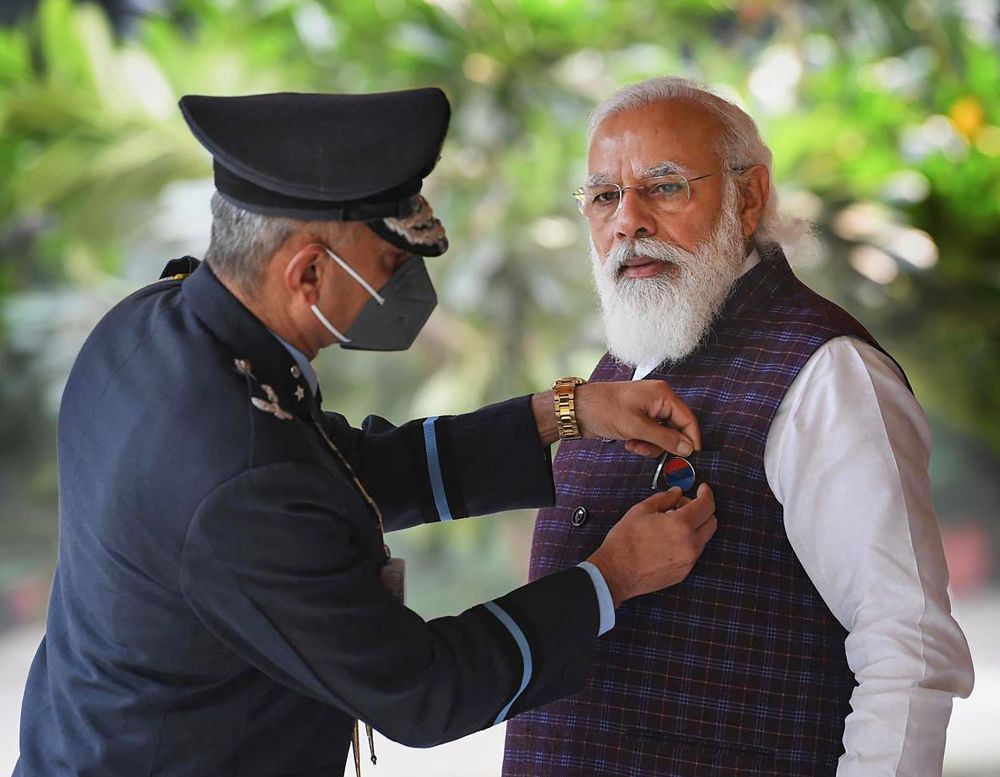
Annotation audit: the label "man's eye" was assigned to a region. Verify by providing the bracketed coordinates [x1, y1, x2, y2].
[651, 182, 683, 196]
[592, 191, 620, 205]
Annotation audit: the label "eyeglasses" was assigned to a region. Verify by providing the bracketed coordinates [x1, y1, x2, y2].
[572, 172, 716, 222]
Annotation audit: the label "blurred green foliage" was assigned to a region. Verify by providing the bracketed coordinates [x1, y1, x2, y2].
[1, 0, 998, 613]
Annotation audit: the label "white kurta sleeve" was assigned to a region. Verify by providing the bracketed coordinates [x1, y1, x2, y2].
[765, 335, 974, 777]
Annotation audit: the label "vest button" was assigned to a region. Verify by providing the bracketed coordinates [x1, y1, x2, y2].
[571, 506, 588, 527]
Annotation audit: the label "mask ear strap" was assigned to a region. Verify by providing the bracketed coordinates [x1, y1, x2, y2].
[311, 304, 351, 344]
[321, 245, 386, 305]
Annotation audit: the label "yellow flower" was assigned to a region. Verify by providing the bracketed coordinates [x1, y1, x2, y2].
[950, 96, 985, 139]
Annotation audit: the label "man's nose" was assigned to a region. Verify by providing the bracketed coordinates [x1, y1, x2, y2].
[613, 188, 657, 240]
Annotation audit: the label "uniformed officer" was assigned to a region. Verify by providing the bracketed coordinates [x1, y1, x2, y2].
[14, 88, 717, 777]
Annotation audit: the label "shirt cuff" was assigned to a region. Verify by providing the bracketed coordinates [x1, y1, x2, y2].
[577, 561, 616, 636]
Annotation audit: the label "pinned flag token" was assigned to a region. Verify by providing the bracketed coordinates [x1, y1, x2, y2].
[651, 453, 696, 493]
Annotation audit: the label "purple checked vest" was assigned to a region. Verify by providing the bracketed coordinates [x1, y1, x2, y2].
[504, 252, 901, 776]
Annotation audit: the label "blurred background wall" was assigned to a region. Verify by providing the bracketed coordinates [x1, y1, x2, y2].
[0, 0, 997, 774]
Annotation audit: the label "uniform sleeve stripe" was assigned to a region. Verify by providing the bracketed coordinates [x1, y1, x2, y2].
[483, 601, 532, 725]
[577, 561, 616, 636]
[422, 417, 453, 521]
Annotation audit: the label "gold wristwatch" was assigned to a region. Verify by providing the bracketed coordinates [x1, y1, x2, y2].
[552, 377, 587, 440]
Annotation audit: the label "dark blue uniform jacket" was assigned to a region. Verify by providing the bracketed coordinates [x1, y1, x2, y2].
[15, 262, 600, 776]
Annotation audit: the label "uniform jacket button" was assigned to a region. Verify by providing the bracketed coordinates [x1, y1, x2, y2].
[571, 506, 588, 527]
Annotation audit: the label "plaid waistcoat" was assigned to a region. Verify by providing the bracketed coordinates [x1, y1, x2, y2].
[504, 252, 898, 776]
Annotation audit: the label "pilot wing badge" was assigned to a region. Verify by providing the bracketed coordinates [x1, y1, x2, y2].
[234, 358, 294, 421]
[251, 384, 293, 421]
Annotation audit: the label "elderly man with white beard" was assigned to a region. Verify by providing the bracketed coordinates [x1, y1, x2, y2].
[503, 77, 974, 777]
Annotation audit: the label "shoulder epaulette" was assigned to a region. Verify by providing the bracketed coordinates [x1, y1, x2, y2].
[158, 256, 202, 281]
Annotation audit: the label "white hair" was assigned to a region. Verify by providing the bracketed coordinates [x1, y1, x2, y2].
[588, 76, 812, 255]
[204, 192, 299, 296]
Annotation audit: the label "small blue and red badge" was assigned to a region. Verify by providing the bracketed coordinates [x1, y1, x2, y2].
[651, 453, 696, 493]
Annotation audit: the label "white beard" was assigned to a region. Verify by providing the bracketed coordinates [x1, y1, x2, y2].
[590, 186, 747, 369]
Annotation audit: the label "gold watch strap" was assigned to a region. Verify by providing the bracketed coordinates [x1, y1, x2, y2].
[552, 377, 586, 440]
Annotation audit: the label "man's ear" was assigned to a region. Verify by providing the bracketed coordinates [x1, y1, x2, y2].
[737, 164, 770, 239]
[284, 242, 328, 306]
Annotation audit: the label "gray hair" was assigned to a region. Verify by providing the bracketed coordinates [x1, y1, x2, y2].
[588, 76, 811, 254]
[203, 192, 299, 295]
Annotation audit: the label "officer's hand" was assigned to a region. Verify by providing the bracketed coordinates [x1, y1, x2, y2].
[574, 379, 701, 458]
[586, 484, 717, 607]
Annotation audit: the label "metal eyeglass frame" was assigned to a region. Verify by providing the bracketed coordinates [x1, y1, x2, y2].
[572, 172, 714, 219]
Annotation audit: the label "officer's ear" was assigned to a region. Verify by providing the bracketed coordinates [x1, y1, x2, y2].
[283, 241, 329, 306]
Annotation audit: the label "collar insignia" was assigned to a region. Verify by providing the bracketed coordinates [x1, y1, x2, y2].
[251, 384, 293, 421]
[235, 358, 293, 420]
[233, 359, 257, 380]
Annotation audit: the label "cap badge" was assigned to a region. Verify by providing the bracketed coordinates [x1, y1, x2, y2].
[381, 195, 447, 252]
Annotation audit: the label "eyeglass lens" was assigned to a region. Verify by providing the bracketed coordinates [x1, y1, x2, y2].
[576, 174, 692, 219]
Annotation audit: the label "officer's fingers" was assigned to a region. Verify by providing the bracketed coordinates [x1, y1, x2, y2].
[674, 483, 715, 527]
[632, 486, 683, 514]
[627, 417, 696, 458]
[644, 381, 702, 451]
[676, 414, 702, 452]
[624, 439, 668, 459]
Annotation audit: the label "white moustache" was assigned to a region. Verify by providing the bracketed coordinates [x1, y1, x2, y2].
[605, 237, 694, 275]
